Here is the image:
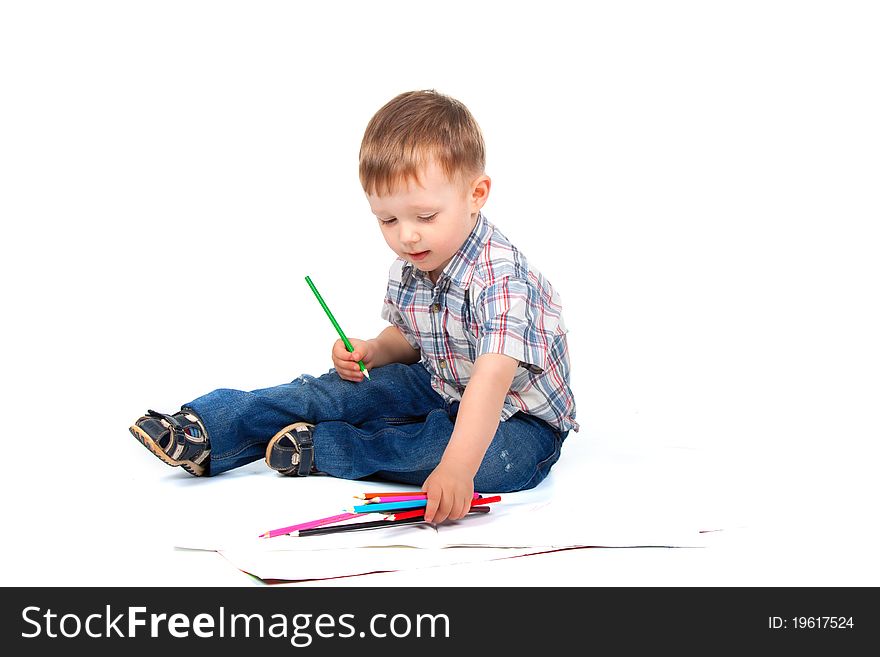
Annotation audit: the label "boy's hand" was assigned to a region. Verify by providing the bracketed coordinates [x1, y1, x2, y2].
[421, 459, 475, 524]
[332, 338, 373, 382]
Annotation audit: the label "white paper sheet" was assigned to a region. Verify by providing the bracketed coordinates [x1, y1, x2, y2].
[172, 438, 716, 581]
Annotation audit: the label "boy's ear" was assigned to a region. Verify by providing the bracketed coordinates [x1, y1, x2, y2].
[469, 174, 491, 212]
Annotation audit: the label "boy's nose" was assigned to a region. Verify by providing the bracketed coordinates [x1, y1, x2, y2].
[400, 227, 420, 245]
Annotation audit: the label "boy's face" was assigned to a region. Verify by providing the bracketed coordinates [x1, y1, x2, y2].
[367, 160, 490, 283]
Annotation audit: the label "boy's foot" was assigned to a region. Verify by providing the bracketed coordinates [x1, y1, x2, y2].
[129, 409, 211, 477]
[265, 422, 315, 476]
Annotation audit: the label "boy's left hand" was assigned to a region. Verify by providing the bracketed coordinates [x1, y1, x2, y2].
[421, 460, 475, 524]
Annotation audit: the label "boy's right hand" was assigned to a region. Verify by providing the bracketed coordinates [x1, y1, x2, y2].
[332, 338, 374, 382]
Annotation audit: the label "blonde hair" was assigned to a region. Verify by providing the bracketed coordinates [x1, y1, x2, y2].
[359, 90, 486, 196]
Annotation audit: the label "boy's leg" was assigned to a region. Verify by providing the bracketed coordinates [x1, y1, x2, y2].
[311, 408, 457, 483]
[183, 363, 445, 476]
[312, 407, 567, 493]
[472, 412, 567, 493]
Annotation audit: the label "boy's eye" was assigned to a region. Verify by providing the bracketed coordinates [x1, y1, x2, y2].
[377, 214, 435, 225]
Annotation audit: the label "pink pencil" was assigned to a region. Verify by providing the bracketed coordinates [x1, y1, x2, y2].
[260, 512, 361, 538]
[365, 492, 481, 504]
[356, 491, 485, 500]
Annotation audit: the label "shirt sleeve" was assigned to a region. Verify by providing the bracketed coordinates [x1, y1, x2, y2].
[473, 276, 556, 372]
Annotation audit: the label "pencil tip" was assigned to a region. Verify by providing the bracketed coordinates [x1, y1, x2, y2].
[363, 370, 371, 380]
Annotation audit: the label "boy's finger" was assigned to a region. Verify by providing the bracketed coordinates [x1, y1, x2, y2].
[423, 493, 440, 523]
[434, 495, 453, 525]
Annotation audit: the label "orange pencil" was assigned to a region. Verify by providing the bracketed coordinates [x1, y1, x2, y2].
[355, 491, 426, 500]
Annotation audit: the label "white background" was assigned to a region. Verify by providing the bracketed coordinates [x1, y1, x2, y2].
[1, 1, 878, 586]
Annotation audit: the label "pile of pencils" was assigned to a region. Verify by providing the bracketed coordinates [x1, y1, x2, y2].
[260, 491, 501, 539]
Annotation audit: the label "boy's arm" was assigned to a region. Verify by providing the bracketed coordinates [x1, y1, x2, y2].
[368, 325, 421, 367]
[422, 352, 519, 523]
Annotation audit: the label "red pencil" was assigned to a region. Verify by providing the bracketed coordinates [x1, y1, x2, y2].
[470, 495, 501, 507]
[394, 496, 501, 522]
[392, 508, 428, 521]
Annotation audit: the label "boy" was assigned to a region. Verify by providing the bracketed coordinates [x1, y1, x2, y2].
[129, 90, 577, 524]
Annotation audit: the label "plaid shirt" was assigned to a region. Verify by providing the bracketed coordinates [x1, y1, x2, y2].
[381, 212, 578, 433]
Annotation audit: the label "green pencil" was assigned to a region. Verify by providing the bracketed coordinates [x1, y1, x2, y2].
[305, 275, 370, 380]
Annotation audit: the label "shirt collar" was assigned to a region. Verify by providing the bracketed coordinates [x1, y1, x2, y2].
[401, 212, 492, 290]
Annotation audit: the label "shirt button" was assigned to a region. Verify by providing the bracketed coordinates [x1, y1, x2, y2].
[438, 359, 447, 369]
[431, 303, 440, 313]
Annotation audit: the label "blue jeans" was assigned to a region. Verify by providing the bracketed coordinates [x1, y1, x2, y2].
[183, 363, 567, 493]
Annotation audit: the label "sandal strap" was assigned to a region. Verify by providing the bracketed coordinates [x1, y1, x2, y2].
[146, 408, 186, 445]
[291, 425, 314, 477]
[145, 409, 206, 455]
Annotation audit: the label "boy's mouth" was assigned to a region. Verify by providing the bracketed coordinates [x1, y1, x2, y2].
[408, 250, 430, 262]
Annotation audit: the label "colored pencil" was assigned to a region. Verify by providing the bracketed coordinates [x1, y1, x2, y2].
[260, 511, 362, 538]
[364, 494, 428, 504]
[394, 495, 500, 517]
[365, 492, 481, 504]
[263, 496, 502, 538]
[355, 491, 426, 500]
[295, 516, 426, 537]
[356, 490, 489, 499]
[347, 499, 428, 514]
[294, 506, 491, 538]
[348, 495, 501, 514]
[392, 505, 493, 522]
[390, 508, 431, 521]
[305, 275, 370, 380]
